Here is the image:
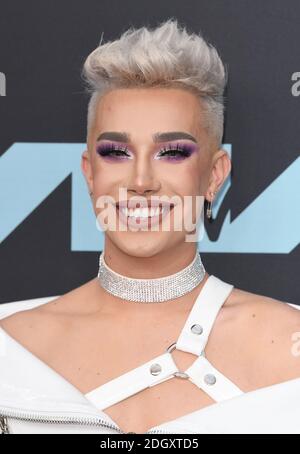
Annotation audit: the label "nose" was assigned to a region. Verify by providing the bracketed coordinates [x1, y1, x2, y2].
[126, 156, 161, 196]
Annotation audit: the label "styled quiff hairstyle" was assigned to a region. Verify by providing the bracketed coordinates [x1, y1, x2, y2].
[81, 18, 227, 147]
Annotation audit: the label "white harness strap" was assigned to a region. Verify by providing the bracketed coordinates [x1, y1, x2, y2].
[176, 276, 235, 355]
[175, 275, 243, 401]
[85, 352, 178, 411]
[186, 355, 244, 401]
[84, 275, 244, 410]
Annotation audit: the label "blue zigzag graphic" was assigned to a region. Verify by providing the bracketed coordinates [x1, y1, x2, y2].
[0, 143, 299, 253]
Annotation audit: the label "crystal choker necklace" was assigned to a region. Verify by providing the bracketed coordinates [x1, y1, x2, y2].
[97, 250, 206, 303]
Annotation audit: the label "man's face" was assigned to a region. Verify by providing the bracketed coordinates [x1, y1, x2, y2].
[81, 87, 228, 257]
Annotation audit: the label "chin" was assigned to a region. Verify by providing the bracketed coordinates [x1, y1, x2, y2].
[120, 241, 168, 259]
[107, 231, 185, 259]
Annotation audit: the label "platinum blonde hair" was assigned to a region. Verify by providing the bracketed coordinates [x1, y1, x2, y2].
[82, 18, 228, 147]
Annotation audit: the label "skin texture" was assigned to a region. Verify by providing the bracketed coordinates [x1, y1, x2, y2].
[1, 88, 300, 434]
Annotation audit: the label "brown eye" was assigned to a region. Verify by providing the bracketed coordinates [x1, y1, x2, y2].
[96, 143, 131, 158]
[160, 149, 187, 157]
[157, 143, 192, 159]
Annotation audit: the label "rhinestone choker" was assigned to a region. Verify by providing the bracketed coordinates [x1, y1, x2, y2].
[97, 250, 206, 303]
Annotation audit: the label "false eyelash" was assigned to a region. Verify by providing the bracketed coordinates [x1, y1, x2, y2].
[96, 141, 194, 159]
[96, 142, 131, 157]
[157, 143, 192, 157]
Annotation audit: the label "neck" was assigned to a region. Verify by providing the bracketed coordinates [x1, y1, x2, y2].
[94, 237, 208, 312]
[103, 237, 199, 279]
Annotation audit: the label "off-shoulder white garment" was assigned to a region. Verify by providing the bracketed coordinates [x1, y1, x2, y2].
[0, 276, 299, 434]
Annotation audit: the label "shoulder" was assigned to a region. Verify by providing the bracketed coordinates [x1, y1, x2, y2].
[228, 287, 300, 383]
[231, 287, 300, 332]
[0, 277, 100, 346]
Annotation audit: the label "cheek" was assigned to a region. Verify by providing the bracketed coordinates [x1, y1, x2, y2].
[188, 153, 211, 194]
[92, 161, 125, 190]
[169, 162, 208, 196]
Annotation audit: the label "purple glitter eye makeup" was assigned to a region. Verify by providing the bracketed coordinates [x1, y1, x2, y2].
[155, 142, 198, 161]
[96, 141, 198, 162]
[96, 142, 132, 160]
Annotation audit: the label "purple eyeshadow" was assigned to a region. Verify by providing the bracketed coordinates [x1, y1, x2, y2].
[96, 141, 198, 162]
[157, 143, 197, 161]
[96, 142, 131, 161]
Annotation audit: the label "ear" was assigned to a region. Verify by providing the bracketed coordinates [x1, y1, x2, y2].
[205, 149, 232, 201]
[81, 149, 94, 194]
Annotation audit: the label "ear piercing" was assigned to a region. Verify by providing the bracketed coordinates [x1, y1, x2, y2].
[206, 191, 217, 219]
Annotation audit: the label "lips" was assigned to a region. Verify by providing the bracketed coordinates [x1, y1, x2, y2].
[114, 199, 175, 227]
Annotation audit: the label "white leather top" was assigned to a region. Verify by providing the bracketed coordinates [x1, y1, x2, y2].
[0, 279, 300, 434]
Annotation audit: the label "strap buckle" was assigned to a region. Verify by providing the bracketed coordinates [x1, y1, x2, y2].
[166, 342, 189, 380]
[166, 341, 206, 357]
[166, 341, 206, 380]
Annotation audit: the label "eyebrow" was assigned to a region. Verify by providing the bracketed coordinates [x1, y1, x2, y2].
[96, 131, 197, 143]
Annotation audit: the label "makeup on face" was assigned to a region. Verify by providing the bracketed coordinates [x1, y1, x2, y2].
[95, 131, 199, 163]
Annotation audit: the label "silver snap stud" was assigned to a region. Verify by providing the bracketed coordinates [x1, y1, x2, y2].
[204, 373, 217, 385]
[150, 363, 162, 376]
[191, 324, 203, 335]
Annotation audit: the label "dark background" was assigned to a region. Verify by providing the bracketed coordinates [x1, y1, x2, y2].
[0, 0, 299, 304]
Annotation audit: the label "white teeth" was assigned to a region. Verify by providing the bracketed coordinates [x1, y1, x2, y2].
[120, 206, 166, 218]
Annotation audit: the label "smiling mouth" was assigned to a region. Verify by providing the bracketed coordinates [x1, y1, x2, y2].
[115, 203, 175, 226]
[117, 205, 172, 219]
